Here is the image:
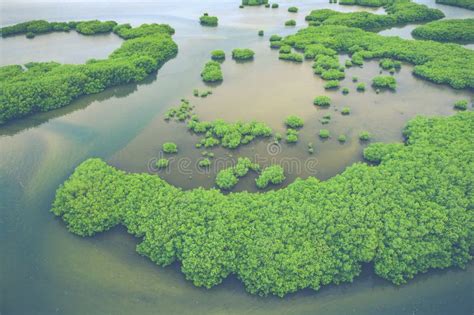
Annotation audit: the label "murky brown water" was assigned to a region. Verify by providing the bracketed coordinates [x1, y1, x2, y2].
[1, 1, 473, 314]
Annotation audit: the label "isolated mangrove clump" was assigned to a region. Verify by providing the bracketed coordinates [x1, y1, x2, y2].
[200, 13, 218, 26]
[156, 158, 169, 169]
[201, 61, 223, 82]
[232, 48, 255, 60]
[285, 115, 304, 128]
[162, 142, 178, 153]
[211, 50, 226, 60]
[314, 96, 332, 107]
[453, 99, 468, 111]
[372, 75, 397, 90]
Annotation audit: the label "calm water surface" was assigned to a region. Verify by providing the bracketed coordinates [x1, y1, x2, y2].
[1, 1, 473, 314]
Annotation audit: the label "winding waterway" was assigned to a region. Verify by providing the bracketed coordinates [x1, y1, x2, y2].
[1, 0, 473, 314]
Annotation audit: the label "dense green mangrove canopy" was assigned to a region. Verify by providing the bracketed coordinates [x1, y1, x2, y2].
[0, 21, 178, 124]
[279, 25, 474, 89]
[52, 112, 474, 297]
[435, 0, 474, 10]
[305, 1, 444, 32]
[411, 19, 474, 43]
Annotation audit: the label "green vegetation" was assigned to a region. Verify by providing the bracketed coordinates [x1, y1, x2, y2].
[342, 87, 349, 95]
[352, 76, 358, 82]
[76, 20, 117, 35]
[242, 0, 269, 6]
[345, 60, 353, 67]
[0, 21, 178, 124]
[379, 58, 401, 70]
[305, 2, 444, 32]
[216, 168, 238, 189]
[359, 131, 372, 141]
[52, 113, 474, 297]
[201, 61, 223, 82]
[324, 80, 340, 89]
[279, 53, 303, 62]
[232, 48, 255, 60]
[314, 96, 332, 107]
[258, 30, 264, 36]
[255, 165, 285, 189]
[164, 99, 193, 121]
[308, 142, 315, 154]
[357, 83, 366, 91]
[200, 13, 218, 26]
[215, 157, 260, 189]
[286, 128, 299, 143]
[279, 45, 291, 54]
[156, 158, 169, 169]
[162, 142, 178, 153]
[285, 115, 304, 128]
[339, 0, 388, 6]
[288, 6, 299, 13]
[363, 142, 404, 163]
[272, 3, 279, 8]
[319, 129, 330, 138]
[453, 99, 468, 111]
[269, 34, 282, 42]
[1, 20, 68, 37]
[198, 158, 212, 168]
[285, 20, 296, 26]
[211, 50, 226, 60]
[304, 44, 336, 60]
[412, 19, 474, 43]
[338, 134, 347, 142]
[435, 0, 474, 10]
[341, 107, 351, 115]
[372, 75, 397, 90]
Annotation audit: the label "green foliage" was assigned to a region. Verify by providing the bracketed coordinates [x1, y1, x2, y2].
[357, 83, 366, 91]
[379, 58, 402, 70]
[242, 0, 269, 6]
[272, 3, 279, 8]
[255, 165, 285, 189]
[211, 50, 226, 60]
[314, 96, 332, 107]
[215, 157, 260, 189]
[324, 80, 340, 89]
[186, 116, 272, 149]
[232, 48, 255, 60]
[453, 99, 468, 111]
[201, 61, 223, 82]
[286, 128, 299, 143]
[342, 87, 349, 95]
[305, 2, 444, 32]
[164, 99, 193, 121]
[308, 142, 314, 154]
[113, 23, 175, 39]
[363, 142, 404, 163]
[341, 107, 351, 115]
[0, 20, 72, 37]
[279, 45, 292, 54]
[162, 142, 178, 153]
[285, 20, 296, 26]
[319, 129, 330, 138]
[338, 134, 347, 142]
[156, 158, 169, 169]
[304, 44, 337, 59]
[339, 0, 389, 6]
[0, 21, 178, 124]
[285, 115, 304, 128]
[52, 113, 474, 297]
[216, 168, 239, 189]
[345, 59, 353, 67]
[279, 53, 303, 62]
[198, 158, 212, 168]
[200, 13, 218, 26]
[76, 20, 117, 35]
[288, 6, 299, 13]
[359, 131, 372, 141]
[435, 0, 474, 10]
[352, 76, 358, 82]
[269, 34, 282, 42]
[372, 75, 397, 90]
[258, 30, 264, 36]
[412, 19, 474, 43]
